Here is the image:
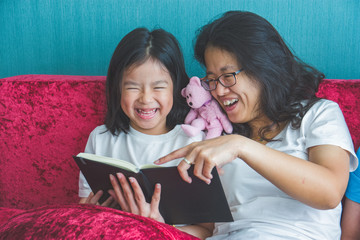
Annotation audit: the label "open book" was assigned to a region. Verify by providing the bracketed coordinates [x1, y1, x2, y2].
[73, 153, 233, 224]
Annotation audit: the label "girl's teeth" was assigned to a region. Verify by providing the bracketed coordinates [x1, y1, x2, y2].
[138, 109, 156, 114]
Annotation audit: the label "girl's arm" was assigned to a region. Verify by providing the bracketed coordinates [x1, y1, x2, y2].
[156, 134, 350, 209]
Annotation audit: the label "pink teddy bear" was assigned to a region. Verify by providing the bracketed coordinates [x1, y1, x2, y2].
[181, 76, 233, 139]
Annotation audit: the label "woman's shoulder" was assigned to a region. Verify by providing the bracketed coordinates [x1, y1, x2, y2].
[300, 99, 345, 128]
[311, 98, 339, 110]
[305, 99, 341, 118]
[302, 99, 358, 169]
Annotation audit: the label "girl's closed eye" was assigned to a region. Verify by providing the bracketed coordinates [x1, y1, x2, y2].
[153, 80, 170, 90]
[154, 86, 166, 90]
[123, 81, 140, 91]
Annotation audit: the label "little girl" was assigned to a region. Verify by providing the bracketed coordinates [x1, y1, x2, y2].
[78, 28, 211, 238]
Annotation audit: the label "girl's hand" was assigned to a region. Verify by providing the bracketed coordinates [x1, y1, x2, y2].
[83, 191, 118, 208]
[108, 173, 165, 223]
[155, 135, 242, 184]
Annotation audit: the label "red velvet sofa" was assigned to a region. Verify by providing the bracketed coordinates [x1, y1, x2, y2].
[0, 74, 359, 239]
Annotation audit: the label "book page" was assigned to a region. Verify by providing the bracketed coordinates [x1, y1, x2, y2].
[140, 164, 163, 170]
[77, 153, 139, 173]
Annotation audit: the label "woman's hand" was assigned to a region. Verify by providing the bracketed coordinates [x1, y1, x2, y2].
[155, 134, 242, 184]
[108, 173, 165, 223]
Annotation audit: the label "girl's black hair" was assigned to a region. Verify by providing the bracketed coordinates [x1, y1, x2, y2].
[194, 11, 325, 140]
[106, 28, 190, 135]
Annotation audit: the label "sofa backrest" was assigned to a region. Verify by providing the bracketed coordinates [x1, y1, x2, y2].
[0, 75, 359, 209]
[316, 79, 360, 150]
[0, 75, 106, 209]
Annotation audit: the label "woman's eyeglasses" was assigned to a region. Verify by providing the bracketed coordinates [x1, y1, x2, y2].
[201, 69, 243, 91]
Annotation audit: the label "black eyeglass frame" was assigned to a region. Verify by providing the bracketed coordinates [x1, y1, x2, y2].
[200, 69, 244, 91]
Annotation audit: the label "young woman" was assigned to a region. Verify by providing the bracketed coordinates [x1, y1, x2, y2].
[157, 11, 358, 239]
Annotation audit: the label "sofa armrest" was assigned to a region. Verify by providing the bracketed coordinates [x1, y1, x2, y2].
[0, 204, 199, 239]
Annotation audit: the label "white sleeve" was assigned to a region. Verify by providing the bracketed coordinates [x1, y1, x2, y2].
[78, 171, 91, 198]
[304, 100, 358, 171]
[78, 127, 97, 198]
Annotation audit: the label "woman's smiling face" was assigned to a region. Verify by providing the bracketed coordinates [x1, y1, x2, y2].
[204, 46, 266, 128]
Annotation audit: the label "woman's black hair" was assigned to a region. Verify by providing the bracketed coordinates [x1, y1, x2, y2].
[106, 28, 190, 135]
[194, 11, 325, 140]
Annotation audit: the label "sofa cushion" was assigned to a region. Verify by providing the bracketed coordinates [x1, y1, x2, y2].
[0, 204, 199, 240]
[0, 207, 26, 226]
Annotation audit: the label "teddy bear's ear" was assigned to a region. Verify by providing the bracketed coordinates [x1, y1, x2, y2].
[189, 76, 202, 87]
[181, 88, 186, 97]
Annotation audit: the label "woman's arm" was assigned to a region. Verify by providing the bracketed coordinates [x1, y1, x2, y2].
[156, 134, 350, 209]
[240, 139, 349, 209]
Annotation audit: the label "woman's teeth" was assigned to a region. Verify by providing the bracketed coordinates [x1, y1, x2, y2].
[223, 99, 238, 106]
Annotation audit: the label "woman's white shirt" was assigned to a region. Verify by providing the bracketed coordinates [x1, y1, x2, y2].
[209, 99, 358, 240]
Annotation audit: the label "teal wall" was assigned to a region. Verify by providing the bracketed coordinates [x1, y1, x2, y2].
[1, 0, 359, 79]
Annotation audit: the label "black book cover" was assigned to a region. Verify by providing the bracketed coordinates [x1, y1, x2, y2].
[73, 155, 233, 224]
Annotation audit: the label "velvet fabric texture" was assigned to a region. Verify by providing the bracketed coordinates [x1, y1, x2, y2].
[316, 79, 360, 150]
[0, 208, 25, 226]
[0, 75, 359, 238]
[0, 75, 106, 209]
[0, 204, 199, 239]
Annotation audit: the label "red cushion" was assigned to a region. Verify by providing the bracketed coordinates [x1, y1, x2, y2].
[0, 204, 199, 239]
[0, 207, 25, 226]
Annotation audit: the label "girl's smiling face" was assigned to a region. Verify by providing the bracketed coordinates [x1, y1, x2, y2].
[204, 46, 267, 130]
[121, 58, 174, 135]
